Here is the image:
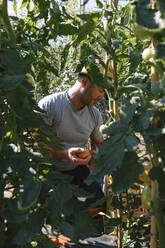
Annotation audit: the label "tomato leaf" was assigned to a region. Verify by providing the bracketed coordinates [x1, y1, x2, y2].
[125, 135, 140, 150]
[73, 212, 96, 241]
[18, 178, 41, 209]
[13, 211, 44, 245]
[112, 151, 144, 194]
[120, 100, 138, 125]
[132, 0, 165, 39]
[149, 166, 165, 200]
[0, 75, 25, 91]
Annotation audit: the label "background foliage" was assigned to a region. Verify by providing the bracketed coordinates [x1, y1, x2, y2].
[0, 0, 165, 247]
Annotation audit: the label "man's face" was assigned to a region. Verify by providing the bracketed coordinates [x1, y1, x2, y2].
[81, 78, 105, 106]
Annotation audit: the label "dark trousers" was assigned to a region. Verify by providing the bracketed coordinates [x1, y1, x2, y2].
[62, 165, 104, 206]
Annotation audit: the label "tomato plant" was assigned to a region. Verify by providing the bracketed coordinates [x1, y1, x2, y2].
[1, 0, 165, 247]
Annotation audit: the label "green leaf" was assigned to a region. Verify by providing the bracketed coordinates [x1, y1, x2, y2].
[13, 211, 44, 245]
[155, 134, 165, 162]
[149, 165, 165, 200]
[125, 135, 140, 150]
[0, 156, 9, 174]
[104, 10, 113, 20]
[157, 0, 165, 18]
[124, 73, 148, 86]
[157, 110, 165, 125]
[74, 212, 96, 241]
[151, 80, 165, 95]
[13, 0, 17, 14]
[156, 43, 165, 59]
[59, 221, 74, 240]
[120, 101, 138, 125]
[57, 24, 79, 36]
[117, 85, 143, 97]
[18, 178, 41, 209]
[161, 96, 165, 104]
[135, 109, 155, 131]
[112, 151, 144, 194]
[31, 42, 51, 57]
[0, 75, 25, 91]
[0, 232, 5, 248]
[96, 0, 103, 8]
[47, 184, 74, 218]
[106, 217, 122, 227]
[20, 0, 29, 9]
[73, 21, 96, 45]
[45, 171, 73, 185]
[132, 1, 165, 40]
[121, 4, 130, 26]
[60, 43, 71, 71]
[114, 0, 119, 9]
[10, 154, 31, 176]
[112, 40, 121, 50]
[3, 209, 28, 223]
[7, 198, 27, 214]
[87, 134, 125, 183]
[37, 0, 49, 18]
[133, 25, 165, 40]
[103, 120, 127, 135]
[0, 49, 24, 74]
[78, 12, 101, 23]
[49, 7, 60, 38]
[52, 0, 61, 14]
[145, 127, 165, 136]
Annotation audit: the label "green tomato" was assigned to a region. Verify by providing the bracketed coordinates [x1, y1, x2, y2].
[26, 73, 34, 84]
[142, 47, 153, 61]
[31, 241, 38, 247]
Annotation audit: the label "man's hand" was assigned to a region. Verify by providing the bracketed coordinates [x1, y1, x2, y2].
[51, 147, 91, 166]
[67, 147, 91, 166]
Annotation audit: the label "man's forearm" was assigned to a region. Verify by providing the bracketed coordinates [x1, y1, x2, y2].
[42, 143, 68, 159]
[50, 149, 68, 159]
[90, 136, 104, 153]
[42, 142, 92, 166]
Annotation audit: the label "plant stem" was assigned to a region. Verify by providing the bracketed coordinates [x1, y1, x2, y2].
[0, 0, 16, 47]
[111, 59, 119, 120]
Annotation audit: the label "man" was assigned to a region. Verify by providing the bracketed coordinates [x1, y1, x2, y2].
[38, 68, 106, 207]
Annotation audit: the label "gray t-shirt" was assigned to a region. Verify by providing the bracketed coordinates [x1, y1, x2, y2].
[38, 91, 103, 171]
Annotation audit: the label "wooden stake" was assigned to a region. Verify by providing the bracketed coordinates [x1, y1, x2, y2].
[150, 38, 159, 248]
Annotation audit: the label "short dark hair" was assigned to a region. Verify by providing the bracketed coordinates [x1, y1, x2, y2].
[78, 73, 90, 81]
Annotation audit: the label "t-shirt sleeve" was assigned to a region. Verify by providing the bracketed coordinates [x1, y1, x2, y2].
[90, 109, 103, 141]
[38, 95, 56, 126]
